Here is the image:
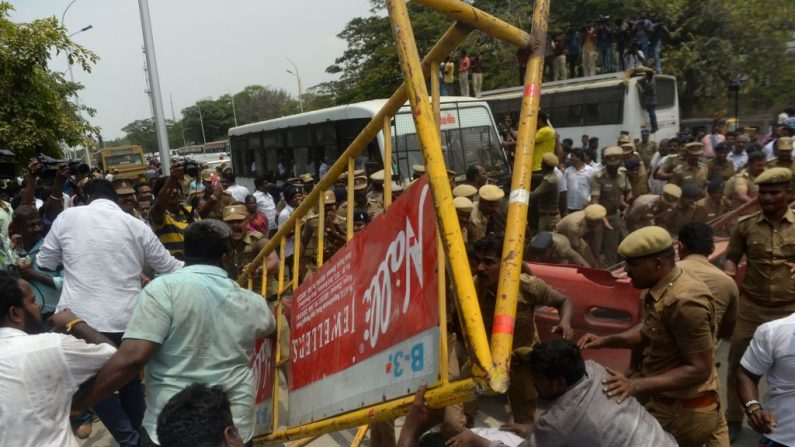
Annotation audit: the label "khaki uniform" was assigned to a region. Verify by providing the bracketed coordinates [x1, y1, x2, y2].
[706, 159, 736, 182]
[475, 274, 557, 424]
[529, 171, 560, 231]
[191, 190, 234, 220]
[590, 169, 631, 265]
[625, 194, 674, 232]
[677, 254, 738, 334]
[766, 156, 795, 173]
[694, 196, 732, 236]
[628, 171, 650, 198]
[545, 233, 590, 267]
[336, 198, 384, 221]
[723, 170, 758, 211]
[300, 213, 346, 280]
[666, 204, 701, 236]
[469, 204, 500, 241]
[659, 154, 685, 176]
[669, 162, 709, 189]
[640, 267, 722, 447]
[724, 209, 795, 424]
[636, 140, 657, 168]
[554, 210, 599, 267]
[226, 231, 277, 298]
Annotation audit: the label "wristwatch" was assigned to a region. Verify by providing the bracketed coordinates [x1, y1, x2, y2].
[744, 399, 762, 416]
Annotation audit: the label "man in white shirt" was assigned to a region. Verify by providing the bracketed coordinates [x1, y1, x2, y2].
[37, 179, 183, 447]
[0, 271, 116, 447]
[563, 148, 594, 212]
[253, 175, 277, 234]
[222, 171, 251, 203]
[737, 312, 795, 447]
[278, 185, 304, 270]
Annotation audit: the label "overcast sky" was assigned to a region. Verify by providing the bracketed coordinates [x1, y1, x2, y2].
[10, 0, 375, 139]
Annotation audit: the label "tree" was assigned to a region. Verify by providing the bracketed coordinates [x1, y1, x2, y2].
[233, 85, 300, 125]
[0, 3, 99, 162]
[120, 118, 183, 155]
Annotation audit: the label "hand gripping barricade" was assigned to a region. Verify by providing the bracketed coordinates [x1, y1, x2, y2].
[235, 0, 552, 444]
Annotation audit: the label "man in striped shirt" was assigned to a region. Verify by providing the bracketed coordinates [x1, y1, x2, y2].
[150, 166, 198, 261]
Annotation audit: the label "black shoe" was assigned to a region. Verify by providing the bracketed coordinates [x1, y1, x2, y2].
[728, 421, 742, 443]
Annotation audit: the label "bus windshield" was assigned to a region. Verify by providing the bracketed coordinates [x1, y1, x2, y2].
[105, 153, 144, 166]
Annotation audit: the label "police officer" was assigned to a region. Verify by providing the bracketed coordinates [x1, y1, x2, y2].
[554, 204, 607, 268]
[411, 164, 426, 180]
[666, 183, 704, 236]
[300, 191, 345, 281]
[336, 175, 383, 221]
[625, 157, 650, 198]
[453, 184, 478, 202]
[636, 128, 657, 168]
[723, 167, 795, 441]
[766, 136, 795, 173]
[192, 168, 234, 219]
[724, 151, 767, 211]
[625, 183, 680, 232]
[591, 146, 632, 266]
[669, 142, 709, 189]
[528, 153, 561, 231]
[655, 139, 687, 182]
[468, 184, 504, 241]
[454, 196, 474, 242]
[579, 226, 724, 447]
[472, 234, 574, 425]
[222, 204, 279, 297]
[527, 231, 590, 267]
[707, 142, 736, 182]
[695, 178, 732, 236]
[368, 169, 386, 204]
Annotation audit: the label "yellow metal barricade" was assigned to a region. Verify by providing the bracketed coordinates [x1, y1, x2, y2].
[235, 0, 549, 443]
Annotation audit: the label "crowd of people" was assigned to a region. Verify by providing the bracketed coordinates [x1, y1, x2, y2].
[2, 107, 795, 447]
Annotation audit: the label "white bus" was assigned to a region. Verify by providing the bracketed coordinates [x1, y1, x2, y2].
[227, 97, 510, 190]
[481, 72, 680, 153]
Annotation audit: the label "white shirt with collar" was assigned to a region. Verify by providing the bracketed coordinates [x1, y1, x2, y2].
[37, 199, 184, 333]
[0, 327, 116, 447]
[254, 190, 277, 231]
[278, 204, 295, 257]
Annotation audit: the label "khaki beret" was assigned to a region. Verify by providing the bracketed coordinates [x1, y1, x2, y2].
[114, 180, 135, 195]
[777, 137, 793, 151]
[353, 175, 369, 190]
[479, 184, 505, 202]
[620, 143, 636, 152]
[453, 196, 474, 213]
[618, 226, 673, 259]
[323, 190, 336, 205]
[300, 173, 314, 183]
[618, 135, 632, 145]
[542, 153, 559, 167]
[223, 205, 247, 222]
[390, 181, 404, 192]
[201, 168, 215, 181]
[603, 146, 624, 165]
[412, 164, 426, 174]
[370, 169, 385, 183]
[660, 183, 682, 204]
[685, 142, 704, 155]
[453, 184, 478, 199]
[338, 169, 366, 181]
[287, 177, 303, 186]
[584, 204, 607, 221]
[755, 167, 792, 185]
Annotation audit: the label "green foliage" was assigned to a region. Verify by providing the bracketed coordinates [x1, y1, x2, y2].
[120, 118, 183, 155]
[0, 2, 99, 162]
[321, 0, 795, 117]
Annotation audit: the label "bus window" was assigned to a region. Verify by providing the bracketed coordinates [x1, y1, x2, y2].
[655, 77, 676, 108]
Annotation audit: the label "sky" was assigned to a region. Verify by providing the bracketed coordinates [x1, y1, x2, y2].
[10, 0, 376, 140]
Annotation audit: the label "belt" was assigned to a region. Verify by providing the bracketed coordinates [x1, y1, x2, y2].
[651, 391, 717, 409]
[744, 295, 795, 308]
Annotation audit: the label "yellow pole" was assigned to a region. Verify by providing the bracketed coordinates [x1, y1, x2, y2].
[350, 425, 369, 447]
[292, 218, 301, 291]
[437, 232, 448, 385]
[385, 0, 495, 383]
[238, 21, 473, 287]
[260, 256, 268, 297]
[383, 117, 392, 209]
[316, 190, 325, 267]
[346, 157, 354, 240]
[414, 0, 533, 48]
[431, 59, 441, 133]
[254, 379, 477, 445]
[272, 237, 287, 431]
[487, 0, 550, 393]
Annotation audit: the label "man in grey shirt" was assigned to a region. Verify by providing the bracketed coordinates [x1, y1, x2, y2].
[443, 340, 677, 447]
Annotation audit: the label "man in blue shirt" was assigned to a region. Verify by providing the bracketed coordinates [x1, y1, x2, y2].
[72, 220, 276, 446]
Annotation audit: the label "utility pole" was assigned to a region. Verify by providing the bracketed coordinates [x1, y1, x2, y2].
[286, 58, 304, 113]
[170, 93, 186, 147]
[230, 94, 239, 127]
[137, 0, 171, 174]
[197, 106, 207, 145]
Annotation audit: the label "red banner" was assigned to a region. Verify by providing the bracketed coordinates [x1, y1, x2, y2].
[250, 337, 275, 434]
[289, 176, 439, 391]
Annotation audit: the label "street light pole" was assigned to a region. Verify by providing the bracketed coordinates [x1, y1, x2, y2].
[138, 0, 171, 174]
[286, 58, 304, 113]
[230, 95, 239, 127]
[61, 0, 93, 165]
[197, 106, 207, 145]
